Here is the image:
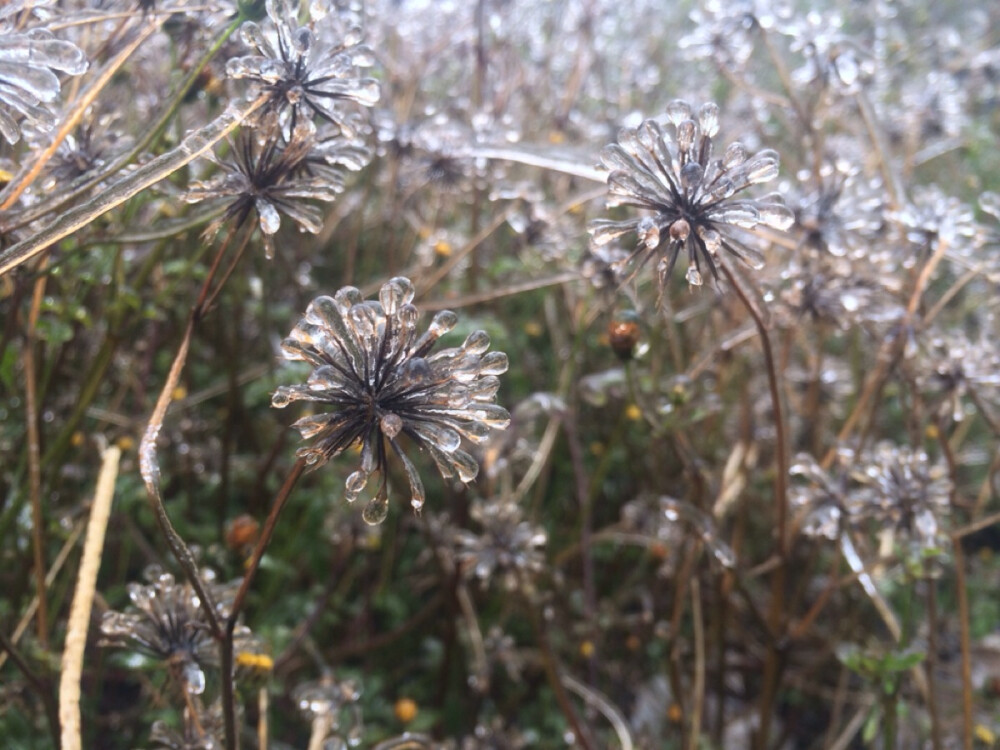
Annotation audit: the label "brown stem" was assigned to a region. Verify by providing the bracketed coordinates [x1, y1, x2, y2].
[529, 601, 597, 750]
[24, 260, 50, 649]
[952, 539, 973, 750]
[219, 458, 306, 750]
[718, 263, 789, 750]
[925, 566, 943, 750]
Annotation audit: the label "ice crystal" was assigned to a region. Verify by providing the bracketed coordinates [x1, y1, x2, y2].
[589, 100, 792, 289]
[272, 277, 511, 523]
[678, 0, 790, 69]
[792, 160, 887, 260]
[891, 185, 978, 261]
[0, 2, 88, 144]
[790, 451, 852, 540]
[226, 0, 379, 139]
[780, 11, 872, 93]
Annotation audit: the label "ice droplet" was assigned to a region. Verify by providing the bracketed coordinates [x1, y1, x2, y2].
[362, 489, 389, 525]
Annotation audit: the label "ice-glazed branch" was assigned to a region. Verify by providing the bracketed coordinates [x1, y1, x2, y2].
[0, 95, 266, 277]
[0, 19, 159, 210]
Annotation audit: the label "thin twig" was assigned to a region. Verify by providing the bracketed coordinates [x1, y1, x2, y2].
[24, 260, 50, 649]
[221, 458, 307, 750]
[562, 675, 634, 750]
[952, 538, 974, 750]
[0, 521, 85, 673]
[689, 576, 705, 750]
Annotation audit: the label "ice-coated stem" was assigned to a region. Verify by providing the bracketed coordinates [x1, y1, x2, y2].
[0, 19, 159, 210]
[0, 94, 266, 277]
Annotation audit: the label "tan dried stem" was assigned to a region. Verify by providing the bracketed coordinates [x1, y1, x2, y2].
[59, 444, 120, 750]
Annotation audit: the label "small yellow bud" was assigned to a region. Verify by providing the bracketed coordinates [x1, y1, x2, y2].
[579, 640, 595, 658]
[172, 386, 188, 401]
[975, 724, 995, 745]
[625, 404, 642, 421]
[116, 436, 135, 452]
[394, 697, 418, 723]
[236, 652, 274, 672]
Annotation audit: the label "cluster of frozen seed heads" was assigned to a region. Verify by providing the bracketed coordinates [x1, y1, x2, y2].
[272, 277, 510, 524]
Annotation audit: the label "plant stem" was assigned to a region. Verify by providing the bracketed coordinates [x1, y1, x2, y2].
[953, 538, 974, 750]
[24, 260, 50, 650]
[221, 458, 306, 750]
[528, 599, 598, 750]
[719, 262, 789, 750]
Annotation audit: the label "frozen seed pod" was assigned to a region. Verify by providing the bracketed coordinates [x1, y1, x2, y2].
[272, 277, 511, 523]
[589, 99, 793, 290]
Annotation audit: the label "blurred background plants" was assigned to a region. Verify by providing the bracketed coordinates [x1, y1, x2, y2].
[2, 0, 1000, 748]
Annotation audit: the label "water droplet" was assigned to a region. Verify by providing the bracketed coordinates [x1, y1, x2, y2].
[345, 471, 368, 503]
[666, 100, 692, 125]
[698, 102, 720, 137]
[362, 489, 389, 526]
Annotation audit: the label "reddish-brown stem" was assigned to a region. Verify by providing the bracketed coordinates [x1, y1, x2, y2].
[719, 263, 789, 750]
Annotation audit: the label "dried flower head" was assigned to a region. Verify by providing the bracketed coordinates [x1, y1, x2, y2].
[919, 331, 1000, 423]
[589, 100, 793, 289]
[0, 2, 88, 144]
[226, 0, 379, 139]
[272, 277, 511, 524]
[100, 567, 234, 695]
[293, 673, 363, 748]
[455, 497, 547, 591]
[790, 450, 853, 540]
[183, 128, 341, 259]
[849, 442, 953, 553]
[793, 160, 886, 260]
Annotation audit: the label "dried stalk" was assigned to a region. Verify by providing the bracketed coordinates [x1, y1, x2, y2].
[59, 445, 121, 750]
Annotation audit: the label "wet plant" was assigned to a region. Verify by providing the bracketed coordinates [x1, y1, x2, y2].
[3, 0, 1000, 749]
